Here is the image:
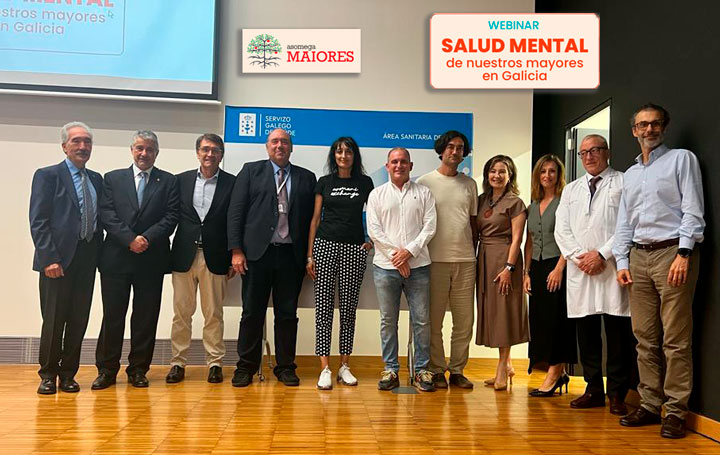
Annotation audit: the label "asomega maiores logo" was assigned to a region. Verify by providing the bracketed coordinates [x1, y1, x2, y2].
[247, 34, 282, 69]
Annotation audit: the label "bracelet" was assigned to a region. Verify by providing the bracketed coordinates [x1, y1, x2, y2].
[307, 257, 314, 264]
[505, 262, 516, 272]
[523, 269, 530, 275]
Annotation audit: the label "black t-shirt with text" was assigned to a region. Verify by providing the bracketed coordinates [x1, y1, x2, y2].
[315, 174, 374, 245]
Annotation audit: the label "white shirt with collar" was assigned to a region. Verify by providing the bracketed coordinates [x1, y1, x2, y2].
[193, 168, 219, 222]
[133, 164, 153, 191]
[366, 179, 437, 270]
[554, 166, 629, 318]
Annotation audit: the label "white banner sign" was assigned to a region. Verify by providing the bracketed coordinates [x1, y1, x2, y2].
[242, 29, 361, 73]
[430, 13, 599, 89]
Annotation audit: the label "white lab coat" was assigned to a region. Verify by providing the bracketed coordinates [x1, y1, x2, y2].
[554, 167, 629, 318]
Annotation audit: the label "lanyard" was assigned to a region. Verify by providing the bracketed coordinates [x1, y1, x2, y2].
[276, 170, 289, 195]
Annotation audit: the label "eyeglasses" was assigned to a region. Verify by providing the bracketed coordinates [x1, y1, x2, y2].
[577, 146, 607, 158]
[632, 120, 665, 130]
[199, 146, 223, 155]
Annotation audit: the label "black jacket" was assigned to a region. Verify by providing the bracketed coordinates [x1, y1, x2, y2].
[171, 168, 234, 275]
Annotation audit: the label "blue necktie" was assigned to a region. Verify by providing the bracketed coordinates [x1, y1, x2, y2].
[137, 171, 147, 207]
[80, 170, 94, 241]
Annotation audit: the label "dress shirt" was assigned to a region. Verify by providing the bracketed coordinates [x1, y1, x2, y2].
[612, 144, 705, 270]
[65, 158, 97, 233]
[133, 164, 153, 190]
[193, 168, 219, 222]
[554, 166, 629, 318]
[366, 180, 436, 270]
[270, 161, 292, 198]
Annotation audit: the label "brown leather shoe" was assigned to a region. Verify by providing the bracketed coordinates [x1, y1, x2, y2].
[620, 407, 661, 427]
[609, 396, 628, 416]
[661, 415, 686, 439]
[449, 373, 474, 389]
[570, 392, 606, 409]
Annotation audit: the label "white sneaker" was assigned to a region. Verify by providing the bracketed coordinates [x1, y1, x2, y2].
[337, 363, 358, 386]
[317, 367, 333, 390]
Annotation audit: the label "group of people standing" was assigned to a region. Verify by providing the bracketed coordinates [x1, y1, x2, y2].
[29, 102, 702, 439]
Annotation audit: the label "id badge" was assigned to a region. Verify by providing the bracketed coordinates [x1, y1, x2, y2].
[278, 202, 287, 214]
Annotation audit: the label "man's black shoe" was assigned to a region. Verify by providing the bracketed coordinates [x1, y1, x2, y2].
[165, 365, 185, 384]
[609, 396, 628, 416]
[59, 377, 80, 393]
[231, 369, 252, 387]
[661, 415, 686, 439]
[208, 366, 224, 383]
[37, 378, 56, 395]
[449, 373, 474, 389]
[432, 372, 449, 389]
[620, 407, 661, 427]
[277, 370, 300, 386]
[128, 373, 149, 388]
[91, 373, 116, 390]
[570, 392, 606, 409]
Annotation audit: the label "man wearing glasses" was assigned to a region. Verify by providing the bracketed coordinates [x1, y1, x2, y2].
[613, 103, 705, 439]
[555, 134, 635, 416]
[166, 134, 236, 385]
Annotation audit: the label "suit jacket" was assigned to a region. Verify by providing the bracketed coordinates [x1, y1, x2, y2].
[30, 161, 103, 272]
[98, 166, 179, 275]
[171, 168, 235, 275]
[227, 160, 316, 269]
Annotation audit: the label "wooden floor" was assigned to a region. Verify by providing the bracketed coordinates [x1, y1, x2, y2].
[0, 360, 718, 455]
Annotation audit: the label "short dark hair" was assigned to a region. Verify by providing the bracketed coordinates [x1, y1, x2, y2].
[195, 133, 225, 155]
[434, 130, 471, 160]
[631, 103, 670, 128]
[325, 136, 365, 177]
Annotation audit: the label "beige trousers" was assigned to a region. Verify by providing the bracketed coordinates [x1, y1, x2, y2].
[629, 246, 699, 419]
[170, 249, 227, 367]
[429, 262, 476, 374]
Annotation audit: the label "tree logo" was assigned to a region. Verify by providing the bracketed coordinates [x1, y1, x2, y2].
[247, 34, 282, 69]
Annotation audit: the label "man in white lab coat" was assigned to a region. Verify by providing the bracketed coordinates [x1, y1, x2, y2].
[554, 134, 636, 416]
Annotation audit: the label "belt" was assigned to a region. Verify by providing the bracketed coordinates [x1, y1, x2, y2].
[633, 238, 679, 250]
[270, 242, 292, 247]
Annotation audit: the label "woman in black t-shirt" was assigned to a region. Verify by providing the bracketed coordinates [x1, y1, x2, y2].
[307, 137, 374, 390]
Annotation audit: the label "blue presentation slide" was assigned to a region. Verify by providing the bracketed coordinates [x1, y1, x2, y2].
[0, 0, 215, 87]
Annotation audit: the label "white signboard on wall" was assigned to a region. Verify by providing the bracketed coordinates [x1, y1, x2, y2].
[242, 29, 361, 73]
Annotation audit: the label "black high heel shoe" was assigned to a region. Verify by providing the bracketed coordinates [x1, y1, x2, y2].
[528, 373, 570, 397]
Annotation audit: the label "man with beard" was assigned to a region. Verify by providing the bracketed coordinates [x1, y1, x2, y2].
[613, 103, 705, 439]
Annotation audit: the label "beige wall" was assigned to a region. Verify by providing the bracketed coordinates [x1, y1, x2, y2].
[0, 0, 534, 359]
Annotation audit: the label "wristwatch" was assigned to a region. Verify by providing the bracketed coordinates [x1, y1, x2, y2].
[505, 262, 516, 272]
[677, 248, 692, 258]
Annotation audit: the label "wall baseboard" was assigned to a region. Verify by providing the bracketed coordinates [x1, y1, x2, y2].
[3, 336, 717, 441]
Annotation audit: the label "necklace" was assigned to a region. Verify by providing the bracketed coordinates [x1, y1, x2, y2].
[483, 191, 506, 218]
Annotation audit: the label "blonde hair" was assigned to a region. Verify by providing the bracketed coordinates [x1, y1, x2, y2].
[530, 154, 565, 202]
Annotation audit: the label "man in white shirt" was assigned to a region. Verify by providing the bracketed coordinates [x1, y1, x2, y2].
[555, 134, 635, 415]
[367, 147, 437, 392]
[417, 131, 478, 389]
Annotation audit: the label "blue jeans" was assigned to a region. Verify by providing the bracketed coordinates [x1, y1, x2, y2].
[373, 265, 431, 373]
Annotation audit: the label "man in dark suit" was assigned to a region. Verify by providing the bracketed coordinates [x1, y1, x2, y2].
[30, 121, 103, 395]
[92, 130, 179, 389]
[227, 128, 316, 387]
[166, 134, 235, 384]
